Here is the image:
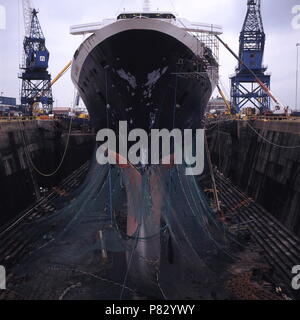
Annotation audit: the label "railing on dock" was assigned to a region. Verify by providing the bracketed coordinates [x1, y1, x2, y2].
[0, 115, 90, 123]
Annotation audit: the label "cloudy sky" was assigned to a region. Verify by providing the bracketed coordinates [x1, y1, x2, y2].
[0, 0, 299, 109]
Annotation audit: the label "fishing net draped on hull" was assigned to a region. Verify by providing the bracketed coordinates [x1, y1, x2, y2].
[85, 158, 234, 299]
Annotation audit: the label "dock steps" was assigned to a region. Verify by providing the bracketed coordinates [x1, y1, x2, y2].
[215, 172, 300, 297]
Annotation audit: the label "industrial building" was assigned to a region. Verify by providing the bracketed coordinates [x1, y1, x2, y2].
[207, 96, 231, 114]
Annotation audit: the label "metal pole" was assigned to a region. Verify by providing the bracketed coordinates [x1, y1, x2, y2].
[204, 132, 221, 212]
[296, 43, 300, 111]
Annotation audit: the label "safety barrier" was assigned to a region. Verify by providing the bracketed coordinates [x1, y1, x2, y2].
[0, 115, 90, 123]
[0, 116, 37, 122]
[245, 115, 300, 122]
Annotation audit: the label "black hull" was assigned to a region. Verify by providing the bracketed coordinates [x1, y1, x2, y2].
[76, 29, 212, 134]
[71, 24, 230, 299]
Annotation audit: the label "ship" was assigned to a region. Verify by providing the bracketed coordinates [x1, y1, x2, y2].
[70, 5, 231, 299]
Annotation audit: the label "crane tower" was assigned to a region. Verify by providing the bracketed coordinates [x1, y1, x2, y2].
[19, 0, 53, 115]
[230, 0, 270, 114]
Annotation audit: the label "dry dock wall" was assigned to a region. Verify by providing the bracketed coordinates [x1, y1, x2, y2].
[207, 120, 300, 237]
[0, 120, 94, 227]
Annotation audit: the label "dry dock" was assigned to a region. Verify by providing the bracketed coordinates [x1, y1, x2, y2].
[0, 118, 299, 300]
[207, 119, 300, 237]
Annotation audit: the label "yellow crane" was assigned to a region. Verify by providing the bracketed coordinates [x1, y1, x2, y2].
[51, 61, 72, 86]
[216, 84, 232, 115]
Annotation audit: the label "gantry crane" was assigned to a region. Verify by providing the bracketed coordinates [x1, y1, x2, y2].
[19, 0, 53, 115]
[230, 0, 270, 114]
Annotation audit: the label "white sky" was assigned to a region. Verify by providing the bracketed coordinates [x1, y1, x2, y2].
[0, 0, 299, 109]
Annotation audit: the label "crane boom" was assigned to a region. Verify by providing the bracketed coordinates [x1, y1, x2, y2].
[216, 84, 231, 114]
[51, 61, 72, 86]
[22, 0, 33, 37]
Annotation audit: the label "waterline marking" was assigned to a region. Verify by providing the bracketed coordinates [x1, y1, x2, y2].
[96, 121, 204, 176]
